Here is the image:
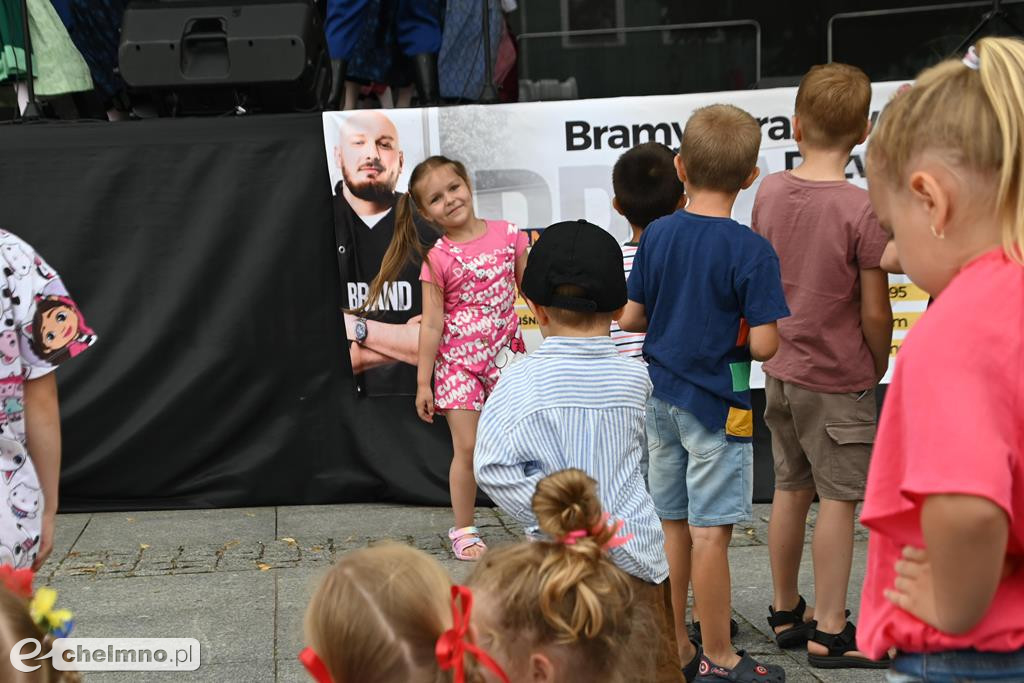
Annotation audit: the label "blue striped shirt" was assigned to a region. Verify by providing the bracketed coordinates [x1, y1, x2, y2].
[474, 336, 669, 583]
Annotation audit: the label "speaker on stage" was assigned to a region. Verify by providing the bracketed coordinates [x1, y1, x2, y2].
[118, 0, 330, 115]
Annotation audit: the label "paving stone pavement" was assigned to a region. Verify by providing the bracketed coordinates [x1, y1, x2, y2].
[32, 504, 886, 682]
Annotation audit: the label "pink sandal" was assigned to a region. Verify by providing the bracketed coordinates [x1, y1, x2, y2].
[448, 526, 487, 561]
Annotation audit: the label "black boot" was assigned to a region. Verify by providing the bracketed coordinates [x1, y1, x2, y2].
[411, 53, 441, 107]
[327, 58, 347, 110]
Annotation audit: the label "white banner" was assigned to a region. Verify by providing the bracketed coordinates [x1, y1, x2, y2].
[324, 81, 919, 387]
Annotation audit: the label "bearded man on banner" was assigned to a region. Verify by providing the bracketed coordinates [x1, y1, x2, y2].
[332, 110, 438, 396]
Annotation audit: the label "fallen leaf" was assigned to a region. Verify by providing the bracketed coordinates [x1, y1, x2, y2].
[125, 517, 135, 523]
[223, 540, 240, 550]
[281, 537, 297, 546]
[257, 563, 272, 571]
[140, 544, 150, 550]
[310, 546, 323, 553]
[244, 512, 256, 518]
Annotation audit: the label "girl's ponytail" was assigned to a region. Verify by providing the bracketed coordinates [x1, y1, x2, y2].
[867, 36, 1024, 263]
[531, 469, 626, 641]
[976, 37, 1024, 262]
[356, 191, 430, 315]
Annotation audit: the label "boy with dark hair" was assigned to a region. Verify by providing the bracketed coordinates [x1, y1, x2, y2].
[474, 220, 689, 683]
[751, 63, 893, 669]
[609, 142, 686, 359]
[619, 104, 790, 683]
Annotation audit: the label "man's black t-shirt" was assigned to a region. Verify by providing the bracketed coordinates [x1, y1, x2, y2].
[334, 188, 438, 396]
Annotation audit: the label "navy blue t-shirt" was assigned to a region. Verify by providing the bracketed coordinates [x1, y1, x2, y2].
[627, 210, 789, 441]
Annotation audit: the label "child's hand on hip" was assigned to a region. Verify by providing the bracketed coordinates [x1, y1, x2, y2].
[415, 386, 435, 423]
[885, 545, 940, 629]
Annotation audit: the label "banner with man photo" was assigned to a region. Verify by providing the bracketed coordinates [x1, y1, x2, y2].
[323, 79, 916, 395]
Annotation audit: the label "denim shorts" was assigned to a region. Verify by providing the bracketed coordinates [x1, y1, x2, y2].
[887, 648, 1024, 682]
[645, 396, 752, 526]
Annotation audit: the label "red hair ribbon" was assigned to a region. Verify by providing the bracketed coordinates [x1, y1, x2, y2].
[0, 565, 34, 599]
[436, 585, 510, 683]
[559, 513, 634, 551]
[299, 646, 333, 683]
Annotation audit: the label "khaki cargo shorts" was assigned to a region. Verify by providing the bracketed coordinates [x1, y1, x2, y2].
[763, 375, 877, 501]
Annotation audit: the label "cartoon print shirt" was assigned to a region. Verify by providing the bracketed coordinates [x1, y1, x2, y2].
[0, 230, 96, 568]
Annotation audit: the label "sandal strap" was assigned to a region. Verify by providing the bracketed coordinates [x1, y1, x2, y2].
[810, 621, 858, 657]
[766, 594, 807, 628]
[453, 535, 486, 554]
[449, 526, 485, 555]
[448, 525, 480, 541]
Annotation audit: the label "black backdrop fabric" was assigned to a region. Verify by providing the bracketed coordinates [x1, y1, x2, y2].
[0, 114, 791, 511]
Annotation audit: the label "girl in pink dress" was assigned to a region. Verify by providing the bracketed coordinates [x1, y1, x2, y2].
[365, 156, 527, 561]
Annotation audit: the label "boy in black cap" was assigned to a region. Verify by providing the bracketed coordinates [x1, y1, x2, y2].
[474, 219, 691, 683]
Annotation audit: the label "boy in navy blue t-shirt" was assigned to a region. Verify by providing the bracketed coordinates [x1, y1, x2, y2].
[620, 104, 790, 683]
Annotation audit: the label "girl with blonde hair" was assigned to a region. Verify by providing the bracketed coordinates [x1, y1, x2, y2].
[301, 543, 507, 683]
[468, 468, 663, 683]
[858, 37, 1024, 681]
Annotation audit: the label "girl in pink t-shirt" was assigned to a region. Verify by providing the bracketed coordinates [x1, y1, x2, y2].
[366, 155, 527, 561]
[859, 38, 1024, 680]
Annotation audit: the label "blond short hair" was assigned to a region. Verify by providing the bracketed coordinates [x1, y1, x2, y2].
[679, 104, 761, 193]
[795, 63, 871, 150]
[304, 544, 474, 683]
[868, 37, 1024, 263]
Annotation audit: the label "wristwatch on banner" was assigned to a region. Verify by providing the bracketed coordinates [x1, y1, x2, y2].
[354, 317, 368, 344]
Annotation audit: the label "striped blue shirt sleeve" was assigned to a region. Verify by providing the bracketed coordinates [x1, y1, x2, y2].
[473, 387, 543, 529]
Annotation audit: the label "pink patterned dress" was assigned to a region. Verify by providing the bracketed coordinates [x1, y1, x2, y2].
[420, 220, 527, 412]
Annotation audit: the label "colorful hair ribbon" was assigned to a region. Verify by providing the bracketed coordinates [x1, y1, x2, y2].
[0, 565, 34, 599]
[29, 587, 74, 638]
[436, 585, 510, 683]
[963, 45, 980, 70]
[559, 513, 634, 551]
[299, 646, 333, 683]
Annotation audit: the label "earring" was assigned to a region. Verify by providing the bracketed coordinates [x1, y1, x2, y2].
[930, 225, 945, 240]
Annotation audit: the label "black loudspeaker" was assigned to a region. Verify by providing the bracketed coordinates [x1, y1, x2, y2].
[118, 0, 330, 114]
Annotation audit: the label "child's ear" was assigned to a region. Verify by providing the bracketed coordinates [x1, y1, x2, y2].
[524, 297, 550, 326]
[741, 165, 761, 190]
[529, 652, 556, 682]
[612, 196, 624, 217]
[792, 115, 803, 143]
[908, 169, 951, 236]
[858, 118, 872, 145]
[674, 154, 688, 185]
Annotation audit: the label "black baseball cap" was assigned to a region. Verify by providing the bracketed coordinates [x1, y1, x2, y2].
[522, 219, 627, 312]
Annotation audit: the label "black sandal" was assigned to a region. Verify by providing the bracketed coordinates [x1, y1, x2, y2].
[806, 621, 890, 669]
[766, 595, 813, 648]
[682, 640, 702, 683]
[695, 650, 785, 682]
[690, 618, 739, 644]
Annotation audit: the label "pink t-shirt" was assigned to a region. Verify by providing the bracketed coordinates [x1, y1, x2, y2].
[858, 249, 1024, 658]
[420, 220, 527, 305]
[752, 172, 888, 392]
